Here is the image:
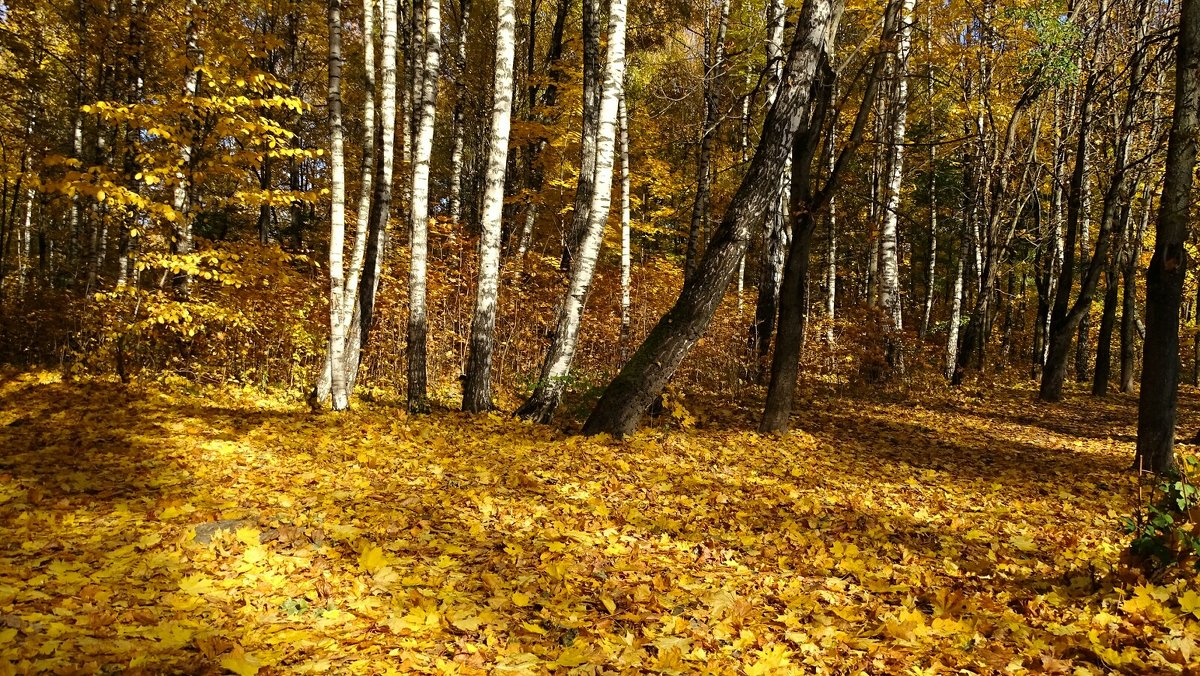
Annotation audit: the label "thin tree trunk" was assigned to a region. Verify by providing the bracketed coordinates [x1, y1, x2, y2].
[619, 92, 632, 356]
[406, 0, 441, 412]
[1092, 206, 1128, 396]
[1074, 186, 1093, 382]
[1122, 178, 1154, 393]
[561, 0, 601, 268]
[327, 0, 350, 410]
[516, 0, 627, 422]
[462, 0, 516, 412]
[825, 151, 836, 346]
[946, 228, 966, 379]
[878, 0, 914, 372]
[171, 0, 202, 299]
[685, 0, 730, 279]
[920, 145, 937, 339]
[448, 0, 472, 224]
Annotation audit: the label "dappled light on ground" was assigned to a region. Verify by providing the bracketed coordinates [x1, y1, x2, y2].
[1, 372, 1198, 673]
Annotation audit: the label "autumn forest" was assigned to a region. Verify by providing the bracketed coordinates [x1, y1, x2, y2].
[3, 0, 1200, 670]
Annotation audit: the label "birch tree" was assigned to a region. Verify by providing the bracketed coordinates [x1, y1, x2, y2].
[462, 0, 517, 412]
[751, 0, 788, 359]
[619, 91, 632, 355]
[516, 0, 627, 422]
[878, 0, 915, 372]
[448, 0, 472, 224]
[171, 0, 203, 298]
[327, 0, 349, 410]
[406, 0, 441, 412]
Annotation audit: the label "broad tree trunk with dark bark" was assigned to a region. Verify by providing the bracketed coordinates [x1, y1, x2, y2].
[1137, 0, 1200, 475]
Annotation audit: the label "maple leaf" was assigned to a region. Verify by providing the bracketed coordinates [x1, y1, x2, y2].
[220, 646, 262, 676]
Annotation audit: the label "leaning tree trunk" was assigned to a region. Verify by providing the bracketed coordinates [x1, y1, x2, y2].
[516, 0, 627, 422]
[405, 0, 441, 412]
[462, 0, 517, 412]
[1137, 0, 1200, 475]
[761, 0, 899, 433]
[583, 0, 840, 438]
[877, 0, 914, 372]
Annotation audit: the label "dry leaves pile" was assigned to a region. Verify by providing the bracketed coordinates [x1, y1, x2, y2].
[1, 371, 1198, 674]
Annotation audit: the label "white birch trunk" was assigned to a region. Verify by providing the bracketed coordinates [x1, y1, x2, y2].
[462, 0, 516, 412]
[946, 229, 966, 379]
[172, 0, 202, 298]
[826, 169, 836, 345]
[327, 0, 350, 411]
[347, 0, 378, 310]
[19, 189, 33, 296]
[619, 91, 632, 354]
[920, 143, 937, 339]
[406, 0, 441, 411]
[448, 0, 471, 224]
[878, 0, 914, 368]
[517, 0, 627, 422]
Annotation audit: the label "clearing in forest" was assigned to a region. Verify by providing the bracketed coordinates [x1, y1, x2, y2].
[0, 372, 1198, 673]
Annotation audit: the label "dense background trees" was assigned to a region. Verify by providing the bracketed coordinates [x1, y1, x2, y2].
[0, 0, 1194, 468]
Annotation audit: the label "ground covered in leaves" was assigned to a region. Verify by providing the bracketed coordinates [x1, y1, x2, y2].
[2, 371, 1199, 674]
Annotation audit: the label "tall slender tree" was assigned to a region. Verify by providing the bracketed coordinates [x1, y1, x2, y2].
[406, 0, 441, 412]
[463, 0, 517, 412]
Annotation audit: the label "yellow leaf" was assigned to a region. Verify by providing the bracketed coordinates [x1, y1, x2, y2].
[1010, 534, 1037, 553]
[1179, 590, 1200, 618]
[220, 646, 262, 675]
[179, 574, 215, 596]
[555, 647, 589, 667]
[601, 595, 616, 614]
[512, 591, 531, 607]
[359, 544, 386, 574]
[235, 526, 261, 546]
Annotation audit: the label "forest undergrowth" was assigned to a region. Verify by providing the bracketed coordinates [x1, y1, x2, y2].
[1, 371, 1199, 674]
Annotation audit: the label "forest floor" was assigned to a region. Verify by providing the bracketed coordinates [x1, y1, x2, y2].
[1, 371, 1199, 674]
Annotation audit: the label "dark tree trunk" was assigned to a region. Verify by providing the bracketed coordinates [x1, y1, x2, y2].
[561, 0, 601, 269]
[1137, 0, 1200, 475]
[582, 0, 843, 438]
[1120, 246, 1140, 393]
[1092, 260, 1120, 396]
[685, 0, 730, 279]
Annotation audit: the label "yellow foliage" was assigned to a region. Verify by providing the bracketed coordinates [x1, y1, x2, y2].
[0, 374, 1198, 672]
